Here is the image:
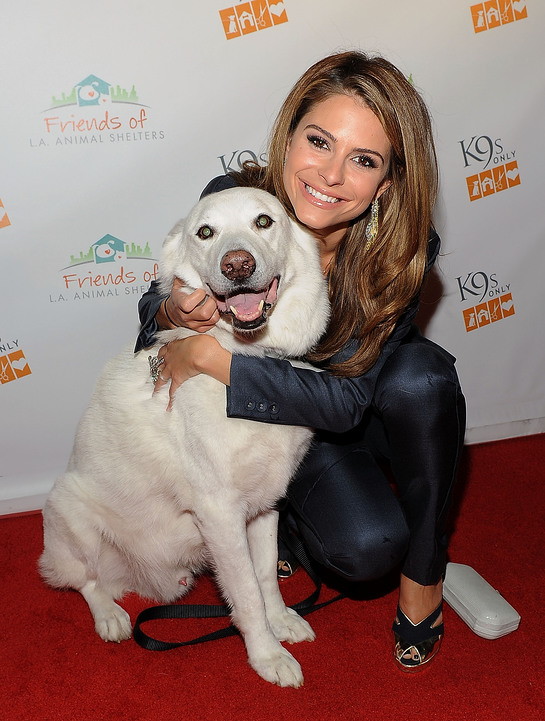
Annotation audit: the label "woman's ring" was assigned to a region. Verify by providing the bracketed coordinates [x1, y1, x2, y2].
[148, 355, 165, 383]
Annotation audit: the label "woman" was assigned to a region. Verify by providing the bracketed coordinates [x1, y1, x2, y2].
[136, 51, 466, 672]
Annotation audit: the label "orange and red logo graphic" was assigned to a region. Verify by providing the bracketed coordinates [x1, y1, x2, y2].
[0, 348, 31, 384]
[466, 160, 521, 201]
[463, 293, 515, 332]
[470, 1, 527, 33]
[220, 1, 288, 40]
[0, 198, 11, 229]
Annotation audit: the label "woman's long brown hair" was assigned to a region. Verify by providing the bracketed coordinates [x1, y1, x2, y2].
[232, 51, 438, 377]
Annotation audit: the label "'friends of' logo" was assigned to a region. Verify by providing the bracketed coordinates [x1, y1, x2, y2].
[457, 271, 516, 333]
[220, 1, 288, 40]
[50, 235, 159, 304]
[30, 75, 165, 149]
[459, 134, 521, 202]
[470, 0, 527, 33]
[0, 340, 31, 385]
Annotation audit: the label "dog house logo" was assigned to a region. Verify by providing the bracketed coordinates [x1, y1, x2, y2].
[0, 341, 31, 385]
[220, 1, 288, 39]
[76, 76, 120, 107]
[30, 75, 165, 148]
[459, 134, 521, 202]
[0, 198, 11, 230]
[92, 235, 127, 264]
[470, 1, 527, 33]
[50, 74, 138, 109]
[66, 233, 152, 269]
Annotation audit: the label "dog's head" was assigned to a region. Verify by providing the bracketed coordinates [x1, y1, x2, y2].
[160, 187, 329, 357]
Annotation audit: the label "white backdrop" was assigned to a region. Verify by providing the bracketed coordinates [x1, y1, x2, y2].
[1, 0, 543, 515]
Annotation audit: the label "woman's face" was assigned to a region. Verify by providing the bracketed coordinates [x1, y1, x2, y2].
[283, 93, 392, 248]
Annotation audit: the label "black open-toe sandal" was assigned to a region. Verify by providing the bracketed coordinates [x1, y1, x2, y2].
[392, 601, 444, 672]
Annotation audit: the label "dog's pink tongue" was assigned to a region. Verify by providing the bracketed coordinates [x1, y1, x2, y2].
[228, 278, 279, 321]
[228, 291, 267, 321]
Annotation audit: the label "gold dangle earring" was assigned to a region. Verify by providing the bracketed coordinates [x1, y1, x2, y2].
[365, 199, 379, 250]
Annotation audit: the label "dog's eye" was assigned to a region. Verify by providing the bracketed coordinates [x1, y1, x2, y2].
[197, 225, 214, 240]
[256, 214, 274, 229]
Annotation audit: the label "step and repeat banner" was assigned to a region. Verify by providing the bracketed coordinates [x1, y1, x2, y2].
[1, 1, 543, 513]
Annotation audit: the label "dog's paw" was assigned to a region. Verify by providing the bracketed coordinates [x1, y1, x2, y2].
[250, 645, 305, 688]
[269, 606, 316, 644]
[94, 603, 132, 642]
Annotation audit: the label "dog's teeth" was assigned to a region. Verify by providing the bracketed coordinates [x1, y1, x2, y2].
[229, 305, 239, 319]
[258, 300, 264, 313]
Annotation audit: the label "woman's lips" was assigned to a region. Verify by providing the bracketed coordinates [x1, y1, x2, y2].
[300, 179, 345, 206]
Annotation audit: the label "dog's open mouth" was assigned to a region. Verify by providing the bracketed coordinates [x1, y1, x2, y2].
[210, 277, 279, 332]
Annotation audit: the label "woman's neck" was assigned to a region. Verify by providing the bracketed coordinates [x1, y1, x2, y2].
[311, 226, 347, 275]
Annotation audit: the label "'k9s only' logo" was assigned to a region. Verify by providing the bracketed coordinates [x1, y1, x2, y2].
[220, 1, 288, 40]
[218, 148, 268, 174]
[457, 271, 516, 333]
[459, 134, 521, 202]
[0, 339, 31, 385]
[470, 1, 528, 33]
[0, 198, 11, 230]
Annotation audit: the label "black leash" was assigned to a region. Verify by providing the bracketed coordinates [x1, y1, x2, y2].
[133, 535, 345, 652]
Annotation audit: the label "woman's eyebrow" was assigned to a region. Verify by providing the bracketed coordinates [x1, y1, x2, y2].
[305, 123, 386, 164]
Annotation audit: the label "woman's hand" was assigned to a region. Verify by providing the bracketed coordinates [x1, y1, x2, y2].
[160, 278, 220, 333]
[153, 335, 232, 411]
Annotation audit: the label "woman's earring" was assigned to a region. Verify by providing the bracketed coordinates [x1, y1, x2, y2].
[364, 199, 379, 249]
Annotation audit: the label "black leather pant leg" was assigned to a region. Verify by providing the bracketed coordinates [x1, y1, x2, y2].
[369, 332, 466, 585]
[286, 439, 410, 582]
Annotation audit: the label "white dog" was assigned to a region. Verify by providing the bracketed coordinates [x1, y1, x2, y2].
[40, 187, 329, 688]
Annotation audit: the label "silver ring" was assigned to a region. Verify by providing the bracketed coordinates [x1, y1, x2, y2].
[148, 355, 165, 383]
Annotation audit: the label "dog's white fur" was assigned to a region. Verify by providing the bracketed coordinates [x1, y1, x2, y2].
[40, 187, 329, 688]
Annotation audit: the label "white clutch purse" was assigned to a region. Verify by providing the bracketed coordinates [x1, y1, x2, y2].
[443, 562, 521, 639]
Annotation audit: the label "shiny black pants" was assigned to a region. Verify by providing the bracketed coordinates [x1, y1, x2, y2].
[284, 328, 466, 587]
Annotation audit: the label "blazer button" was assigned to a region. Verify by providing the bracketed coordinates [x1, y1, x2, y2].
[269, 403, 279, 414]
[245, 400, 255, 410]
[257, 401, 267, 412]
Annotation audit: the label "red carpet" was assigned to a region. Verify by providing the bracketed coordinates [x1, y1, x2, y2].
[1, 435, 544, 720]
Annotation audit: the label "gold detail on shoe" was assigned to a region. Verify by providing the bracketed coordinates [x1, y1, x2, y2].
[393, 633, 443, 672]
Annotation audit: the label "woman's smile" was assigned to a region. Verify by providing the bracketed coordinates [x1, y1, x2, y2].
[301, 179, 346, 205]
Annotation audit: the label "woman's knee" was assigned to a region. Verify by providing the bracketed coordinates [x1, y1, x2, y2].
[297, 511, 410, 582]
[375, 337, 463, 417]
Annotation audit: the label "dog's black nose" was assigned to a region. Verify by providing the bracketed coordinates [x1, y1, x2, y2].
[221, 249, 256, 281]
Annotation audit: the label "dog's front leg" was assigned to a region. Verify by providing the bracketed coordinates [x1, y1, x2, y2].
[195, 503, 305, 688]
[247, 510, 315, 644]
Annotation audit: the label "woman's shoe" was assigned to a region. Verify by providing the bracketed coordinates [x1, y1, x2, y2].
[277, 558, 298, 579]
[392, 601, 443, 672]
[277, 533, 299, 580]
